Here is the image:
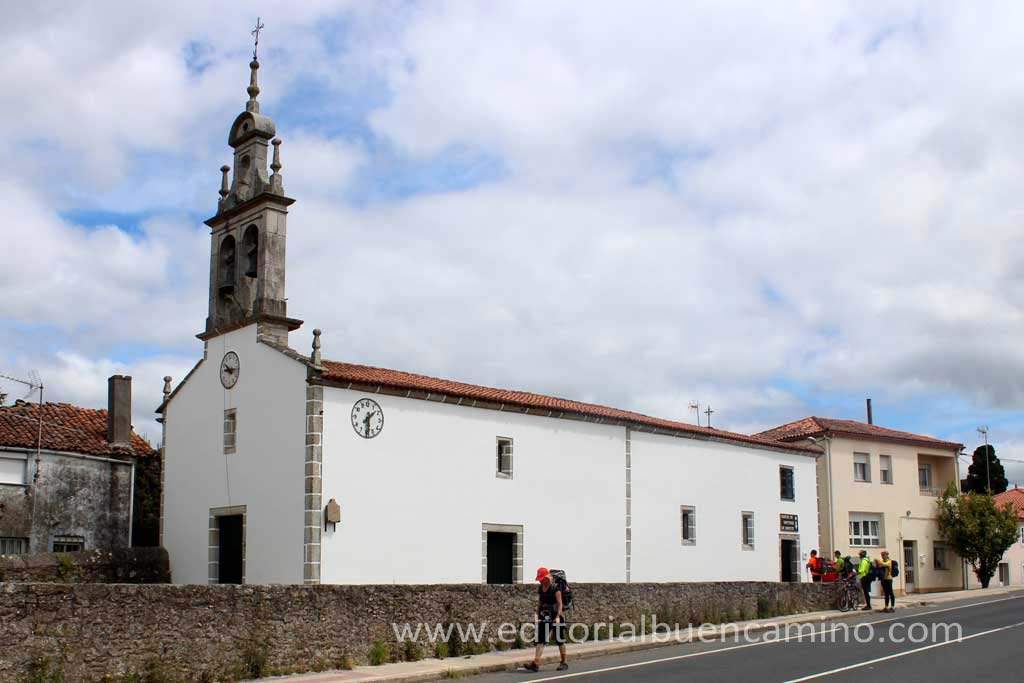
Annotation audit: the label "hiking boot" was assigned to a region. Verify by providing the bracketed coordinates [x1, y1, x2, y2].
[523, 662, 539, 672]
[557, 663, 569, 671]
[861, 606, 872, 611]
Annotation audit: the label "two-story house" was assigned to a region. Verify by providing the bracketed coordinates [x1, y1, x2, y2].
[758, 413, 964, 594]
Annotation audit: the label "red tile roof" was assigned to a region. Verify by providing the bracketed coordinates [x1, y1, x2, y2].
[0, 400, 155, 458]
[755, 416, 962, 451]
[320, 360, 818, 454]
[994, 487, 1024, 519]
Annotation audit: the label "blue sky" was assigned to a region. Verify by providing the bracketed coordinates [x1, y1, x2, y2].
[1, 2, 1023, 483]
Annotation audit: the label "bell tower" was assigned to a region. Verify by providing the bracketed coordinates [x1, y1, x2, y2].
[200, 31, 302, 345]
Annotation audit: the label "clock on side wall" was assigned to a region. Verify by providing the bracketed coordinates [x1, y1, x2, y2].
[351, 398, 383, 439]
[220, 351, 240, 389]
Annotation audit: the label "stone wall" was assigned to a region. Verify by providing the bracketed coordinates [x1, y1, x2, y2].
[0, 547, 169, 584]
[0, 580, 838, 681]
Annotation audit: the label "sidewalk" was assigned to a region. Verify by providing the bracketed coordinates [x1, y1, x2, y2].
[255, 586, 1021, 683]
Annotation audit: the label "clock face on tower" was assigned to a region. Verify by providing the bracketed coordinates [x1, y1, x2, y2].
[351, 398, 384, 439]
[220, 351, 240, 389]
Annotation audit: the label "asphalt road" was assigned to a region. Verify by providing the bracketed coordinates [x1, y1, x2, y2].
[474, 591, 1024, 683]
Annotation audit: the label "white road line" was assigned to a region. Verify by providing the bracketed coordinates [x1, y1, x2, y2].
[781, 620, 1024, 682]
[524, 594, 1023, 682]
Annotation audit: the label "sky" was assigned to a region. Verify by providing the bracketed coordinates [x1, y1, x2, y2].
[1, 1, 1023, 484]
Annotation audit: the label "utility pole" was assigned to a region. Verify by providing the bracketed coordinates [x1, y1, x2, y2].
[977, 426, 990, 493]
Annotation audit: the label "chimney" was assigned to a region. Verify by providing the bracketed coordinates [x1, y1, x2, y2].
[107, 375, 132, 447]
[866, 398, 873, 425]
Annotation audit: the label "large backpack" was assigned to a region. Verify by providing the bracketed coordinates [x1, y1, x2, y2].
[891, 560, 900, 578]
[842, 556, 855, 575]
[549, 569, 573, 610]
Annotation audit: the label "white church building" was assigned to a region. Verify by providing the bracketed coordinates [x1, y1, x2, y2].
[159, 53, 821, 586]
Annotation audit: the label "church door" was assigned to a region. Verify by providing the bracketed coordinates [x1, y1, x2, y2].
[486, 532, 515, 584]
[218, 515, 244, 584]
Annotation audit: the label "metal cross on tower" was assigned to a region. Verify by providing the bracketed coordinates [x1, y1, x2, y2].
[252, 17, 265, 60]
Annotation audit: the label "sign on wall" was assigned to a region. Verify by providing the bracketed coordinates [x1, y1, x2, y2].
[780, 514, 799, 533]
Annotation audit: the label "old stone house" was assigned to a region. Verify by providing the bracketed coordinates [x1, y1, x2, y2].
[0, 376, 156, 555]
[160, 54, 821, 586]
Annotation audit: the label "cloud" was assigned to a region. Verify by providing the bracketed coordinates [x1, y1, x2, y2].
[2, 1, 1024, 453]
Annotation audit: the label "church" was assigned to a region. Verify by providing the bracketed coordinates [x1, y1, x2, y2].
[159, 51, 820, 586]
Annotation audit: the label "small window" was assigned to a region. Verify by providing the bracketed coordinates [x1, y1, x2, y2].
[0, 537, 28, 555]
[224, 409, 237, 454]
[680, 506, 696, 545]
[741, 512, 755, 549]
[880, 455, 893, 485]
[854, 453, 871, 482]
[849, 515, 882, 547]
[0, 458, 26, 486]
[496, 437, 513, 478]
[933, 543, 949, 570]
[779, 466, 795, 501]
[52, 535, 84, 553]
[918, 463, 932, 492]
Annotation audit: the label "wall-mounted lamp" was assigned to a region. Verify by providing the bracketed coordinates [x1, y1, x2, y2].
[325, 498, 341, 531]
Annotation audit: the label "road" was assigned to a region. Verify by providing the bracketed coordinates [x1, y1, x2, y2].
[473, 591, 1024, 682]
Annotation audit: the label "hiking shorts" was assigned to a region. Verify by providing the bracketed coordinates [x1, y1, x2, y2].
[536, 615, 565, 645]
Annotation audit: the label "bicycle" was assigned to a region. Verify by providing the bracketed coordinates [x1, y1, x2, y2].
[836, 575, 862, 612]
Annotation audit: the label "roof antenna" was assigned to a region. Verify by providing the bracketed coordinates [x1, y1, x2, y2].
[688, 401, 701, 427]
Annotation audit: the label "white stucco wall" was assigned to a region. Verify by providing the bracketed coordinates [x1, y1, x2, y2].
[320, 388, 626, 584]
[320, 386, 819, 585]
[162, 325, 307, 584]
[630, 432, 820, 582]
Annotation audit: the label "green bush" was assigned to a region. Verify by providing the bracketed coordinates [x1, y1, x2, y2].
[25, 652, 64, 683]
[239, 638, 270, 679]
[434, 642, 450, 659]
[368, 640, 390, 666]
[403, 640, 423, 662]
[55, 555, 77, 583]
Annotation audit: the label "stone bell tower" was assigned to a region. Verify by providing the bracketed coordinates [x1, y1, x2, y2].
[200, 42, 302, 345]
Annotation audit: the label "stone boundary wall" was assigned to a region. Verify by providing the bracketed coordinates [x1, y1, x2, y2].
[0, 547, 169, 584]
[0, 580, 839, 682]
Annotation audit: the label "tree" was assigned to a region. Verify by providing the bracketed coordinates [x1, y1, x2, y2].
[963, 444, 1008, 494]
[936, 483, 1018, 587]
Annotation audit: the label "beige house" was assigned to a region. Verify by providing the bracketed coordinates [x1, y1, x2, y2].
[966, 487, 1024, 588]
[757, 416, 963, 594]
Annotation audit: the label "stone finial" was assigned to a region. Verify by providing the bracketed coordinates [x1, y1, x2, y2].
[218, 165, 230, 207]
[246, 58, 261, 113]
[270, 138, 284, 193]
[162, 376, 173, 399]
[311, 328, 322, 369]
[271, 138, 282, 174]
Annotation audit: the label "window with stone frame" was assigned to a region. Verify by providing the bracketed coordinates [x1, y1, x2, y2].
[224, 409, 237, 454]
[741, 511, 755, 549]
[0, 537, 28, 555]
[680, 506, 696, 545]
[496, 437, 513, 478]
[51, 535, 84, 553]
[780, 466, 795, 500]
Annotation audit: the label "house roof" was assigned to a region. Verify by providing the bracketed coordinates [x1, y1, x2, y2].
[319, 359, 819, 455]
[755, 416, 962, 452]
[0, 400, 155, 458]
[994, 487, 1024, 520]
